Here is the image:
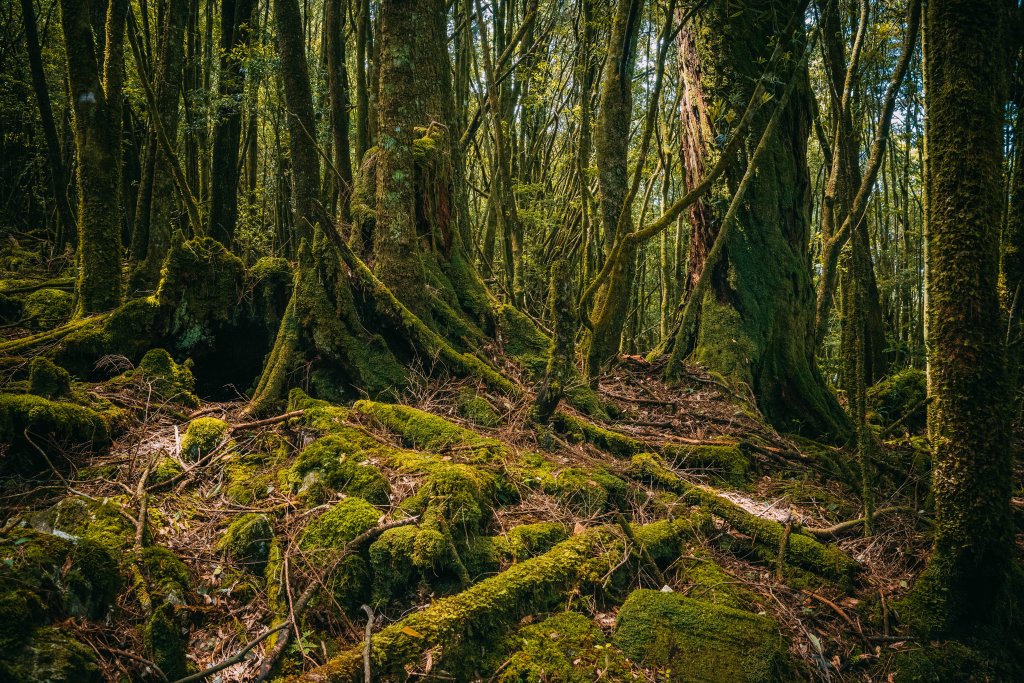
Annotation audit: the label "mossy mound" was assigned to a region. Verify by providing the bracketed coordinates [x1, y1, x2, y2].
[288, 432, 391, 505]
[145, 602, 188, 679]
[225, 452, 281, 504]
[868, 368, 927, 433]
[28, 356, 71, 399]
[492, 612, 634, 682]
[125, 348, 199, 406]
[679, 554, 758, 610]
[54, 297, 161, 376]
[613, 589, 798, 682]
[26, 495, 138, 556]
[0, 393, 110, 472]
[149, 456, 183, 486]
[462, 522, 570, 578]
[663, 443, 750, 486]
[180, 417, 229, 460]
[141, 545, 191, 605]
[219, 513, 274, 573]
[0, 625, 103, 683]
[22, 288, 73, 331]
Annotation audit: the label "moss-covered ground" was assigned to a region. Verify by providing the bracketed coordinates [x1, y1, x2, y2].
[0, 262, 1010, 681]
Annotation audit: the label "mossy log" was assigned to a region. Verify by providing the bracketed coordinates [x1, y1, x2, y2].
[628, 453, 859, 585]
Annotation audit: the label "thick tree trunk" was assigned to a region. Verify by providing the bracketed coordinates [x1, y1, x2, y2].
[671, 0, 848, 438]
[326, 0, 353, 221]
[61, 0, 127, 314]
[906, 0, 1014, 638]
[209, 0, 257, 246]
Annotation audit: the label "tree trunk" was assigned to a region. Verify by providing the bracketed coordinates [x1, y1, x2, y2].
[326, 0, 353, 221]
[274, 0, 320, 249]
[21, 0, 76, 251]
[60, 0, 127, 314]
[670, 0, 848, 438]
[130, 0, 190, 291]
[906, 0, 1014, 638]
[209, 0, 257, 246]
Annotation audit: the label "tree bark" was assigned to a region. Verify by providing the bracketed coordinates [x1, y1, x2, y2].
[906, 0, 1014, 638]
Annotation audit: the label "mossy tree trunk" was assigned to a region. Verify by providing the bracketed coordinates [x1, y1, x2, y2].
[584, 0, 643, 379]
[907, 0, 1014, 638]
[209, 0, 257, 246]
[370, 0, 431, 318]
[670, 0, 848, 438]
[60, 0, 127, 315]
[325, 0, 353, 221]
[129, 0, 189, 291]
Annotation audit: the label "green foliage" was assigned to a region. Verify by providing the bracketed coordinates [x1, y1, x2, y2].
[613, 589, 797, 682]
[22, 288, 72, 330]
[494, 612, 633, 682]
[457, 390, 501, 427]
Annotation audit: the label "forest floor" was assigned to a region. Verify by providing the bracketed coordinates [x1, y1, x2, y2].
[0, 307, 945, 681]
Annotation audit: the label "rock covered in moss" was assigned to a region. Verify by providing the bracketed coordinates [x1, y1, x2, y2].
[613, 589, 797, 682]
[181, 416, 229, 460]
[457, 390, 501, 427]
[494, 612, 634, 682]
[288, 432, 391, 505]
[28, 356, 71, 399]
[0, 625, 103, 683]
[54, 297, 161, 376]
[149, 456, 183, 486]
[0, 527, 121, 650]
[219, 513, 273, 573]
[22, 288, 73, 331]
[0, 393, 109, 472]
[141, 546, 191, 605]
[27, 496, 138, 556]
[145, 602, 188, 680]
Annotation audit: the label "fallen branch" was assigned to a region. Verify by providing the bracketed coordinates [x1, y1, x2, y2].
[802, 505, 930, 538]
[229, 410, 305, 433]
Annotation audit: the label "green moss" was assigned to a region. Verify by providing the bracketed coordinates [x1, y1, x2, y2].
[462, 523, 570, 578]
[28, 356, 71, 399]
[180, 417, 229, 461]
[0, 394, 109, 472]
[547, 467, 628, 516]
[868, 368, 927, 433]
[38, 495, 138, 555]
[552, 411, 641, 459]
[149, 456, 183, 486]
[628, 453, 858, 586]
[0, 527, 121, 646]
[613, 589, 796, 682]
[145, 602, 188, 680]
[457, 390, 501, 427]
[0, 626, 103, 683]
[288, 433, 391, 505]
[679, 554, 758, 610]
[354, 399, 505, 460]
[497, 303, 550, 373]
[225, 453, 279, 505]
[54, 297, 162, 376]
[494, 612, 634, 682]
[156, 236, 245, 353]
[888, 641, 997, 682]
[299, 498, 380, 609]
[369, 525, 422, 603]
[663, 443, 750, 486]
[219, 514, 274, 573]
[129, 348, 199, 406]
[141, 545, 191, 605]
[22, 288, 73, 331]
